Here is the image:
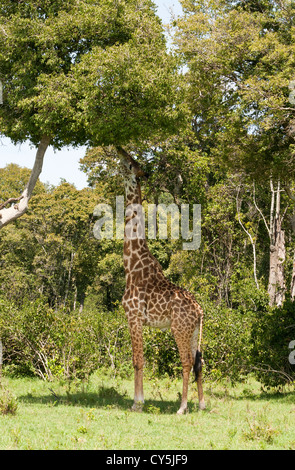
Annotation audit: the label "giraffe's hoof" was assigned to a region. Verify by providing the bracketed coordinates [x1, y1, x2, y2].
[199, 401, 206, 410]
[176, 407, 188, 415]
[131, 402, 144, 412]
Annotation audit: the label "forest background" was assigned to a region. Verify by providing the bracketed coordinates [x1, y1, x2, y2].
[0, 0, 295, 390]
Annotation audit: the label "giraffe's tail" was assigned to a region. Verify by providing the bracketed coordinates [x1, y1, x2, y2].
[193, 350, 203, 382]
[193, 311, 204, 382]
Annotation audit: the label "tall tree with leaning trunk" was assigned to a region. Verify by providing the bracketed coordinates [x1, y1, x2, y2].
[0, 137, 50, 228]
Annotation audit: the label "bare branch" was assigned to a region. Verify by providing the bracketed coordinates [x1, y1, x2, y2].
[252, 182, 270, 239]
[0, 136, 50, 229]
[0, 26, 8, 37]
[0, 196, 24, 211]
[236, 186, 259, 290]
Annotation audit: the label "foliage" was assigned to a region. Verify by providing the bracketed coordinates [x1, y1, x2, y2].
[1, 0, 295, 392]
[201, 301, 254, 383]
[176, 0, 295, 180]
[0, 0, 183, 148]
[0, 387, 18, 415]
[251, 300, 295, 388]
[0, 164, 45, 202]
[143, 328, 181, 377]
[0, 297, 132, 382]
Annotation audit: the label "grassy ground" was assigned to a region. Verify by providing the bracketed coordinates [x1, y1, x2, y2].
[0, 370, 294, 450]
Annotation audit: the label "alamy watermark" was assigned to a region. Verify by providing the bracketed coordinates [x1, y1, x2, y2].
[93, 196, 201, 251]
[289, 80, 295, 105]
[289, 340, 295, 365]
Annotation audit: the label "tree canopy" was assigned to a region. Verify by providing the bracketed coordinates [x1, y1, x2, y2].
[176, 0, 295, 180]
[0, 0, 183, 148]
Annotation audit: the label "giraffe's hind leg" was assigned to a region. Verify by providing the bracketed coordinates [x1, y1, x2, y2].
[191, 325, 205, 410]
[128, 316, 144, 412]
[171, 324, 194, 415]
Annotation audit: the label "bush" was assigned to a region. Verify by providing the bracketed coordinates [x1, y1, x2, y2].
[2, 291, 294, 388]
[0, 387, 18, 415]
[0, 299, 97, 380]
[143, 328, 181, 377]
[0, 298, 132, 382]
[251, 300, 295, 388]
[0, 295, 257, 384]
[201, 300, 254, 383]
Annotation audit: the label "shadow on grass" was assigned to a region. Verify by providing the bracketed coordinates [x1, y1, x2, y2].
[18, 385, 193, 414]
[19, 386, 131, 409]
[19, 381, 294, 413]
[205, 387, 295, 404]
[240, 389, 295, 403]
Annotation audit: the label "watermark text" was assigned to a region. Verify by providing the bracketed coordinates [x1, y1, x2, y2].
[93, 197, 201, 251]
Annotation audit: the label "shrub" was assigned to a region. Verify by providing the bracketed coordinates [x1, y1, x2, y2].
[2, 290, 294, 388]
[143, 328, 181, 377]
[0, 387, 18, 415]
[251, 300, 295, 388]
[0, 298, 132, 382]
[201, 300, 254, 383]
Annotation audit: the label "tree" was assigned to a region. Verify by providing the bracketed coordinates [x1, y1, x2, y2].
[0, 0, 182, 228]
[27, 182, 99, 309]
[176, 0, 295, 176]
[80, 129, 210, 206]
[175, 0, 295, 305]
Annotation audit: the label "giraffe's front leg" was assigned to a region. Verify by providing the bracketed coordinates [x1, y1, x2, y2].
[128, 317, 144, 412]
[132, 367, 144, 412]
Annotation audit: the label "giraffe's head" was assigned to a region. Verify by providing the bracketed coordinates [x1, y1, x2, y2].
[119, 152, 146, 191]
[120, 156, 145, 177]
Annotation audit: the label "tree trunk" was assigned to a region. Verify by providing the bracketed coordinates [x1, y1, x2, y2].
[284, 186, 295, 301]
[0, 136, 50, 229]
[268, 180, 286, 307]
[268, 221, 286, 306]
[64, 251, 75, 307]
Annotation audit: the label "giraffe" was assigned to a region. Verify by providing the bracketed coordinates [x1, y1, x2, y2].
[118, 148, 205, 414]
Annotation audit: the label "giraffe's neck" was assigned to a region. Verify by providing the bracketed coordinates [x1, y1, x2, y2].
[123, 175, 166, 285]
[125, 181, 142, 206]
[123, 179, 151, 276]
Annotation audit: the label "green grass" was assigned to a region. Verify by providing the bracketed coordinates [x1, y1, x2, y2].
[0, 370, 294, 450]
